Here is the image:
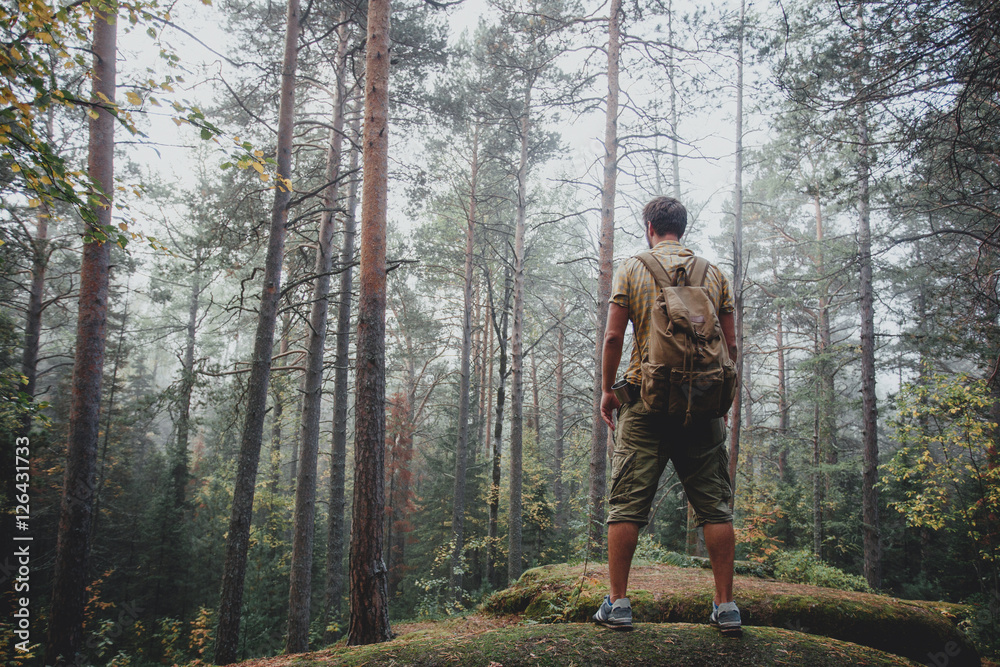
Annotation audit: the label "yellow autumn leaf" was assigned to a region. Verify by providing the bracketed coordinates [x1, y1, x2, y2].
[95, 91, 111, 103]
[253, 150, 263, 157]
[10, 46, 22, 59]
[11, 164, 20, 172]
[28, 198, 40, 207]
[251, 161, 264, 174]
[118, 222, 128, 231]
[125, 91, 142, 105]
[260, 173, 269, 182]
[87, 109, 99, 119]
[38, 32, 53, 44]
[40, 175, 51, 185]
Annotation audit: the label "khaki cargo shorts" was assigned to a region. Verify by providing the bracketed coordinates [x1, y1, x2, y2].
[608, 398, 733, 527]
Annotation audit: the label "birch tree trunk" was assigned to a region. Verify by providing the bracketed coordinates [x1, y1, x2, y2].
[44, 7, 116, 664]
[213, 0, 300, 661]
[590, 0, 621, 558]
[348, 0, 392, 642]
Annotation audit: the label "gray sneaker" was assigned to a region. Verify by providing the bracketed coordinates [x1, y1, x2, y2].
[592, 595, 633, 631]
[710, 601, 742, 636]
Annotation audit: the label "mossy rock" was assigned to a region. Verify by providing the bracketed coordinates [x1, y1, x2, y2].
[280, 622, 922, 666]
[481, 563, 979, 667]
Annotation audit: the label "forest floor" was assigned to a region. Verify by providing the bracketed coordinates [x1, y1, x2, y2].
[235, 562, 989, 667]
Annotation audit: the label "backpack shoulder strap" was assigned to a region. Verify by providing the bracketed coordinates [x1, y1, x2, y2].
[688, 257, 709, 286]
[635, 252, 675, 289]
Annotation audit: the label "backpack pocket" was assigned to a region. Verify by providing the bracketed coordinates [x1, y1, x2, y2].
[668, 363, 738, 421]
[640, 361, 671, 412]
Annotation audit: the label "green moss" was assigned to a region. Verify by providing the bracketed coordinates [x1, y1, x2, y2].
[281, 623, 922, 666]
[481, 563, 980, 667]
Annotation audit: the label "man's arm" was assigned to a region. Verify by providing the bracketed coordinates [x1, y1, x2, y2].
[719, 310, 738, 362]
[719, 310, 739, 418]
[600, 302, 630, 428]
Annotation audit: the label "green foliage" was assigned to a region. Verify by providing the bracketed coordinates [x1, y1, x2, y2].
[960, 591, 1000, 660]
[769, 549, 873, 592]
[883, 375, 999, 564]
[632, 534, 696, 567]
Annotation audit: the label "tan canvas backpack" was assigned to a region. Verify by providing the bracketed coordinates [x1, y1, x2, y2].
[635, 251, 738, 425]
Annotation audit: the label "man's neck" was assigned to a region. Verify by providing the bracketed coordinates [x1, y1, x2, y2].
[648, 232, 681, 247]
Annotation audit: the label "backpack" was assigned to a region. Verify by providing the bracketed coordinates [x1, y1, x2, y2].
[635, 251, 738, 426]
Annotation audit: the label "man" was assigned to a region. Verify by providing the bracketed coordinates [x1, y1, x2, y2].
[592, 196, 741, 635]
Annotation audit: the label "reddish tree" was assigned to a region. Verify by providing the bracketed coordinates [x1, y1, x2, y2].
[348, 0, 392, 643]
[44, 7, 116, 665]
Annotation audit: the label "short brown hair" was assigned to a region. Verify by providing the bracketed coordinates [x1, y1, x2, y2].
[643, 196, 687, 238]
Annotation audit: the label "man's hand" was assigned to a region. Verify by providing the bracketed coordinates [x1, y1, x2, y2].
[601, 390, 620, 429]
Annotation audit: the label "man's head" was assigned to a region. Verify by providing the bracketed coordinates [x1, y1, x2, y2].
[642, 196, 687, 242]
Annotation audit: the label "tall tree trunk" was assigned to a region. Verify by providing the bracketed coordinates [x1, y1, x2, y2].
[44, 9, 116, 664]
[509, 82, 533, 585]
[530, 352, 541, 447]
[348, 0, 392, 642]
[323, 110, 360, 642]
[484, 302, 494, 461]
[271, 316, 291, 493]
[474, 284, 486, 461]
[667, 0, 681, 200]
[20, 193, 50, 436]
[286, 41, 349, 652]
[213, 0, 300, 661]
[487, 268, 511, 590]
[450, 124, 478, 601]
[812, 334, 823, 557]
[814, 195, 838, 495]
[174, 262, 201, 508]
[590, 0, 621, 559]
[856, 3, 881, 591]
[553, 309, 565, 530]
[775, 304, 788, 480]
[289, 375, 304, 490]
[728, 0, 745, 504]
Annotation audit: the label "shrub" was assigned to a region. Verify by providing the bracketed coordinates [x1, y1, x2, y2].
[769, 550, 872, 592]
